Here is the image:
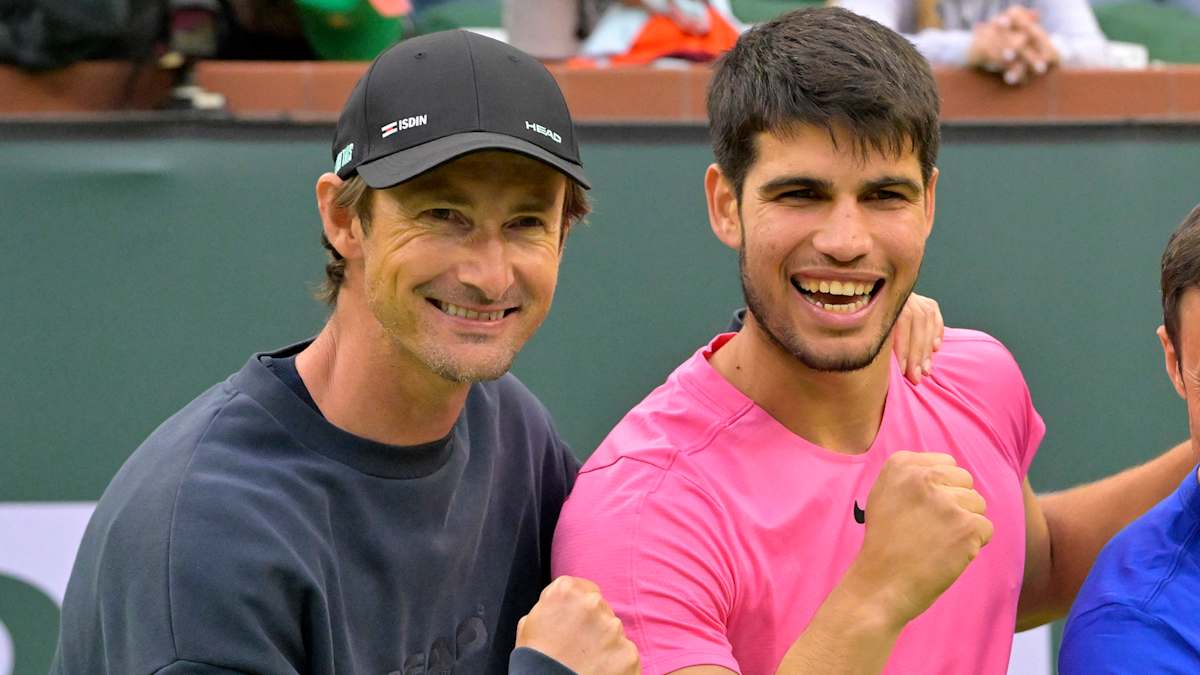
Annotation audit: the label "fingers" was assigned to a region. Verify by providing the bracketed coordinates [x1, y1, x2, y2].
[904, 303, 927, 385]
[1023, 21, 1058, 68]
[1018, 45, 1046, 77]
[973, 8, 1055, 85]
[1006, 6, 1040, 33]
[890, 450, 957, 466]
[976, 513, 995, 546]
[944, 488, 993, 551]
[996, 5, 1038, 31]
[893, 300, 913, 376]
[886, 451, 974, 486]
[968, 23, 1008, 70]
[520, 575, 639, 674]
[546, 575, 600, 595]
[932, 299, 944, 352]
[1001, 28, 1030, 61]
[945, 486, 987, 515]
[1003, 59, 1028, 86]
[1006, 20, 1052, 77]
[1008, 11, 1055, 76]
[998, 25, 1031, 85]
[929, 464, 975, 490]
[901, 294, 942, 385]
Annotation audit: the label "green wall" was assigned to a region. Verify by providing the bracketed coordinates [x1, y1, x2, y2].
[4, 124, 1197, 502]
[2, 121, 1199, 674]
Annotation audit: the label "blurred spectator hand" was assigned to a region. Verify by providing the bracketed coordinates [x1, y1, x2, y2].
[967, 6, 1059, 86]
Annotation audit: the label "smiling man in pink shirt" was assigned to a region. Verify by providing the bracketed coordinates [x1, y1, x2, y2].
[551, 7, 1194, 674]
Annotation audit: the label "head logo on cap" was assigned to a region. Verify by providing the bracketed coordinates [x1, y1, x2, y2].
[334, 143, 355, 173]
[524, 121, 562, 144]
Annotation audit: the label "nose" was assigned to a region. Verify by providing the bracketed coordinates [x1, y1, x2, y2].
[811, 197, 871, 263]
[456, 232, 514, 302]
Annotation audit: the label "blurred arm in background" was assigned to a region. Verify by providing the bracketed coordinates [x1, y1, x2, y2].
[835, 0, 1112, 84]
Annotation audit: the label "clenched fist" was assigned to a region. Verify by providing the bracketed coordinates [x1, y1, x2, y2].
[849, 451, 993, 627]
[516, 576, 640, 675]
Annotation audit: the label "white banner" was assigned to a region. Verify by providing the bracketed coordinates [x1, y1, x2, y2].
[0, 503, 95, 675]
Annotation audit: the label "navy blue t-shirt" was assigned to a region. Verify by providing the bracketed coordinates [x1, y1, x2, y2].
[1060, 465, 1200, 672]
[52, 341, 581, 674]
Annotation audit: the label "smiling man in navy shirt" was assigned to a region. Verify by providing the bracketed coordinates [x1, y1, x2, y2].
[51, 30, 639, 675]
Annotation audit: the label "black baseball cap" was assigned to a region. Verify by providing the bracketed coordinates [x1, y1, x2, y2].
[331, 30, 589, 189]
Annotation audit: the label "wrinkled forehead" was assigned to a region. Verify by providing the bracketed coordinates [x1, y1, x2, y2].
[388, 150, 567, 205]
[783, 119, 918, 159]
[749, 123, 924, 182]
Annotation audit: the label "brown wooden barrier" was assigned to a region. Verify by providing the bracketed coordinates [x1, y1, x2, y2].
[2, 61, 1199, 122]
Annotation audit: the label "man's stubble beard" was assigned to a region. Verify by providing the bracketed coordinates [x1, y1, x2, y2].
[365, 282, 526, 385]
[417, 338, 517, 384]
[738, 244, 915, 373]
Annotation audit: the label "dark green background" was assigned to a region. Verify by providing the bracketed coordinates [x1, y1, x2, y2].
[2, 121, 1199, 675]
[4, 122, 1198, 503]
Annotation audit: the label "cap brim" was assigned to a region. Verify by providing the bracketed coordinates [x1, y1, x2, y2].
[357, 132, 591, 190]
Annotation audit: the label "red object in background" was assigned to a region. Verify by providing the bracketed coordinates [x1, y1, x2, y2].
[599, 5, 739, 66]
[367, 0, 412, 16]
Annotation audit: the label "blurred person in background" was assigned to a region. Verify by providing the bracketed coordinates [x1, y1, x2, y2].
[836, 0, 1112, 85]
[505, 0, 741, 63]
[1059, 204, 1200, 673]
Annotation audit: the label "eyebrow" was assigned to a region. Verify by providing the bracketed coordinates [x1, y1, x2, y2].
[511, 197, 559, 214]
[401, 172, 562, 211]
[429, 193, 475, 209]
[391, 177, 475, 208]
[758, 174, 922, 197]
[759, 176, 834, 195]
[863, 176, 922, 195]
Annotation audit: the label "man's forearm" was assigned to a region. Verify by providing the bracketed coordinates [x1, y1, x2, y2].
[773, 568, 903, 674]
[771, 451, 992, 673]
[1025, 440, 1193, 624]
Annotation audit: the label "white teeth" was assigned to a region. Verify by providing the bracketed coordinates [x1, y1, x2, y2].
[798, 278, 877, 297]
[800, 294, 870, 313]
[438, 301, 506, 321]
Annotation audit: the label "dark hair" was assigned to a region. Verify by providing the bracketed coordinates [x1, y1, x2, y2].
[317, 175, 375, 305]
[707, 6, 941, 198]
[1160, 204, 1200, 363]
[316, 174, 591, 305]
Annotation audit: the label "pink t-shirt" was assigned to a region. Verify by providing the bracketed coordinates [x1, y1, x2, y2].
[552, 329, 1044, 675]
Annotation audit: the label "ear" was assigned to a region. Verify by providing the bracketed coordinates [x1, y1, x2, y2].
[558, 223, 571, 253]
[316, 172, 366, 262]
[923, 166, 939, 237]
[1158, 325, 1187, 399]
[705, 163, 743, 250]
[557, 183, 572, 254]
